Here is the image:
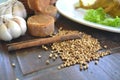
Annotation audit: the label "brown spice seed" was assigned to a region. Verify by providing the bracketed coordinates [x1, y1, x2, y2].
[52, 57, 56, 61]
[46, 60, 50, 65]
[38, 55, 42, 59]
[80, 66, 83, 71]
[12, 63, 16, 67]
[49, 54, 53, 58]
[104, 45, 107, 48]
[60, 64, 64, 68]
[42, 45, 48, 50]
[95, 61, 98, 65]
[54, 54, 58, 58]
[50, 30, 109, 71]
[16, 78, 19, 80]
[57, 66, 61, 70]
[83, 66, 87, 70]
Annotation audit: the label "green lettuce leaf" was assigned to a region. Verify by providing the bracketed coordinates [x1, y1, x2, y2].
[84, 8, 120, 27]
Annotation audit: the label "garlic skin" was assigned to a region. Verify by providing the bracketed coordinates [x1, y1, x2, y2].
[12, 0, 27, 19]
[0, 15, 27, 41]
[0, 24, 12, 41]
[4, 2, 12, 15]
[7, 20, 22, 38]
[12, 16, 27, 35]
[1, 14, 13, 19]
[0, 0, 27, 18]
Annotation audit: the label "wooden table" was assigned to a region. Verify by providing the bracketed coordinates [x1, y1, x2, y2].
[0, 15, 120, 80]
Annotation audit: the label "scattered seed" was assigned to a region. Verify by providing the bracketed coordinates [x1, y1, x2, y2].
[80, 65, 83, 71]
[95, 61, 98, 65]
[42, 45, 48, 50]
[57, 66, 61, 70]
[47, 30, 111, 71]
[104, 45, 107, 48]
[52, 57, 56, 61]
[46, 60, 50, 65]
[49, 54, 53, 58]
[38, 55, 42, 59]
[60, 64, 64, 68]
[83, 66, 87, 70]
[12, 63, 16, 67]
[16, 78, 19, 80]
[54, 54, 58, 58]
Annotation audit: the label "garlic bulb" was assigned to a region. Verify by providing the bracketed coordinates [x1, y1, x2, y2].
[0, 0, 27, 18]
[0, 14, 27, 41]
[12, 0, 27, 18]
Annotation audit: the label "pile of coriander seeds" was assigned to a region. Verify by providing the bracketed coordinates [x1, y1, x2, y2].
[44, 29, 111, 71]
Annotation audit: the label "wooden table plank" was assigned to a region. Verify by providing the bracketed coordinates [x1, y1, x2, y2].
[97, 54, 120, 80]
[0, 43, 16, 80]
[16, 47, 62, 75]
[1, 15, 120, 80]
[23, 66, 89, 80]
[78, 62, 113, 80]
[23, 60, 115, 80]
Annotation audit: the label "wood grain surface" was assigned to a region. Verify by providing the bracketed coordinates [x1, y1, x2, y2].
[0, 15, 120, 80]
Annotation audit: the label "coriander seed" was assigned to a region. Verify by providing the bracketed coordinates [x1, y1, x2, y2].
[16, 78, 19, 80]
[95, 61, 98, 65]
[38, 55, 42, 59]
[49, 30, 111, 71]
[12, 63, 16, 67]
[104, 45, 107, 48]
[49, 54, 53, 58]
[46, 60, 50, 65]
[57, 66, 61, 70]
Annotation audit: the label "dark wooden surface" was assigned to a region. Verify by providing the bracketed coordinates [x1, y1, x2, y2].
[0, 15, 120, 80]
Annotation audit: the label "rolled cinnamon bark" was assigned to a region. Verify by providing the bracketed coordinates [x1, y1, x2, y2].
[7, 33, 82, 51]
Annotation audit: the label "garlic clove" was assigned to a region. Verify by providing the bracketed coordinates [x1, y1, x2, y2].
[4, 3, 12, 15]
[7, 20, 22, 39]
[1, 14, 13, 19]
[12, 16, 27, 35]
[0, 24, 12, 41]
[12, 1, 27, 18]
[0, 5, 7, 16]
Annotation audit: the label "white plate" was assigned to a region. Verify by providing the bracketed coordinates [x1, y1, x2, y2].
[56, 0, 120, 33]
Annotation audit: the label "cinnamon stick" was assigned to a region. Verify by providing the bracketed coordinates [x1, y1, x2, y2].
[7, 33, 82, 51]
